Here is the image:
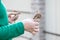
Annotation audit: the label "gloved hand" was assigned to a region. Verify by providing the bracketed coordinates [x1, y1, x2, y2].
[22, 19, 39, 35]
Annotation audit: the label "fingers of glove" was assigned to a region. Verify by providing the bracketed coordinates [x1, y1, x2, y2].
[33, 26, 39, 29]
[34, 22, 39, 26]
[33, 28, 39, 32]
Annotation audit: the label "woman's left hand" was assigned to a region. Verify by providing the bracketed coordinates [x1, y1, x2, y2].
[8, 13, 19, 23]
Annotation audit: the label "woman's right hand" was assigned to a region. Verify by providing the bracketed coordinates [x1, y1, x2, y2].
[22, 19, 39, 35]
